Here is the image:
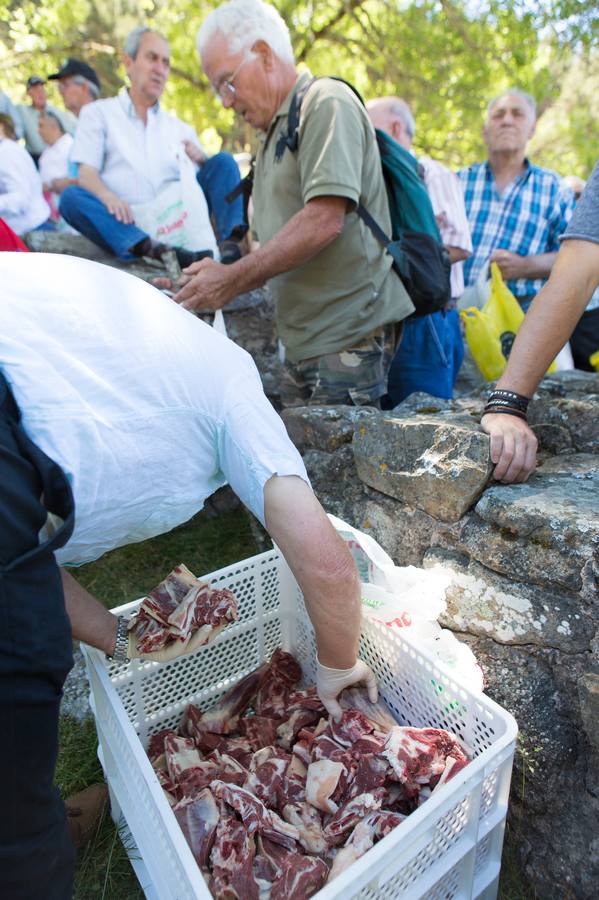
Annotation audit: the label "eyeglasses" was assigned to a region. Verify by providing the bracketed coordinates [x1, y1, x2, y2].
[214, 55, 251, 101]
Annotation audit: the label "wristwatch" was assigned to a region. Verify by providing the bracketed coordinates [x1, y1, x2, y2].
[106, 615, 130, 664]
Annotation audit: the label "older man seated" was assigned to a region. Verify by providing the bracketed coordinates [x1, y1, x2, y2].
[59, 27, 246, 267]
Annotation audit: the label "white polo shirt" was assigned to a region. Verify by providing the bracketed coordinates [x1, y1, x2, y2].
[71, 91, 202, 204]
[0, 138, 50, 234]
[0, 253, 308, 566]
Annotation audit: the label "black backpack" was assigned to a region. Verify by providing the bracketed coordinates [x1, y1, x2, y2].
[229, 76, 451, 317]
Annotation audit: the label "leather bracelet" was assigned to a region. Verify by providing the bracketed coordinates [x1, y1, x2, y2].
[106, 615, 130, 663]
[487, 388, 530, 411]
[482, 405, 528, 421]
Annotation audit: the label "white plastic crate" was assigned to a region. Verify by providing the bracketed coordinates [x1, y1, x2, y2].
[82, 547, 517, 900]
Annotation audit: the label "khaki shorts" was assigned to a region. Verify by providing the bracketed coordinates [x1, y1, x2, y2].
[280, 324, 398, 409]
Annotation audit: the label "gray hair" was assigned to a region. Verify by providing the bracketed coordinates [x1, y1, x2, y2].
[40, 110, 65, 133]
[196, 0, 294, 65]
[386, 97, 416, 140]
[124, 25, 168, 60]
[487, 88, 537, 121]
[71, 74, 101, 100]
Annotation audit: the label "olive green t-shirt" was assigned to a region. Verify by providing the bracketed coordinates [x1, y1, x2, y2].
[252, 72, 414, 363]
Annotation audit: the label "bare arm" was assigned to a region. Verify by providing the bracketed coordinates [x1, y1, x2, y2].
[446, 245, 470, 264]
[173, 195, 348, 310]
[482, 239, 599, 482]
[490, 249, 557, 282]
[61, 568, 117, 655]
[263, 475, 361, 669]
[50, 176, 78, 195]
[78, 163, 134, 224]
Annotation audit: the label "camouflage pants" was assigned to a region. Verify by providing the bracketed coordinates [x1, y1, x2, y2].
[280, 325, 397, 409]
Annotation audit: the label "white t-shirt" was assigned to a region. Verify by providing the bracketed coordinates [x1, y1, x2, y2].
[0, 253, 308, 565]
[0, 138, 50, 234]
[71, 91, 203, 205]
[39, 132, 74, 215]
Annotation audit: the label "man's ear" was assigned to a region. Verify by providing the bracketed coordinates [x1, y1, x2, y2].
[252, 39, 274, 70]
[391, 120, 403, 144]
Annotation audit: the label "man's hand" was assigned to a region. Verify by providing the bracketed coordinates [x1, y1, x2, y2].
[102, 191, 135, 224]
[50, 176, 76, 195]
[183, 139, 207, 165]
[490, 249, 526, 281]
[173, 258, 237, 311]
[481, 412, 538, 483]
[316, 658, 378, 721]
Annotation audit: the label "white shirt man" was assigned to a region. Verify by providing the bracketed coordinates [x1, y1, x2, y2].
[38, 116, 74, 217]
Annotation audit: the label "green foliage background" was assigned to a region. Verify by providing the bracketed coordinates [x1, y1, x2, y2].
[1, 0, 598, 174]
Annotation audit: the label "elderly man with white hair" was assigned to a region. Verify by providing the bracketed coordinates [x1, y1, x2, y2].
[458, 89, 575, 310]
[367, 95, 472, 403]
[174, 0, 414, 408]
[59, 26, 246, 266]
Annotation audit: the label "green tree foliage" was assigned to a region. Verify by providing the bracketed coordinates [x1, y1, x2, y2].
[0, 0, 596, 174]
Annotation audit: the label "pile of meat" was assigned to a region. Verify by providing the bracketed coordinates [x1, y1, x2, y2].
[147, 649, 469, 899]
[127, 564, 238, 655]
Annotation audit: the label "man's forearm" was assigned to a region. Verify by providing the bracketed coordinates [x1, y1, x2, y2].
[498, 240, 599, 396]
[78, 164, 113, 203]
[263, 475, 361, 669]
[519, 251, 557, 280]
[223, 197, 347, 298]
[61, 568, 117, 655]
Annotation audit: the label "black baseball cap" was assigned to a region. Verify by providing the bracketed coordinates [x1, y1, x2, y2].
[48, 58, 101, 91]
[26, 75, 46, 88]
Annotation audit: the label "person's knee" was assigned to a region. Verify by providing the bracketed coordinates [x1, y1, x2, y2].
[58, 185, 85, 218]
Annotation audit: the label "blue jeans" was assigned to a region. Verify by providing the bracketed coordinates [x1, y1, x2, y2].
[387, 308, 464, 406]
[33, 218, 57, 232]
[59, 186, 147, 260]
[196, 152, 245, 242]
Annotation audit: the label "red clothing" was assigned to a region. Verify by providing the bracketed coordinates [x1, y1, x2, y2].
[0, 217, 28, 251]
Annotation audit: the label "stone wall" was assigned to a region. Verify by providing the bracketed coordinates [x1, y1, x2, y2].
[27, 232, 599, 895]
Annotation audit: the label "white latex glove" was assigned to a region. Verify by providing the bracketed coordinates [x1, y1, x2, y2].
[316, 658, 378, 721]
[127, 623, 226, 663]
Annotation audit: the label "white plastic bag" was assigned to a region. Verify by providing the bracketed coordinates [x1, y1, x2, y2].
[132, 149, 218, 255]
[329, 515, 484, 691]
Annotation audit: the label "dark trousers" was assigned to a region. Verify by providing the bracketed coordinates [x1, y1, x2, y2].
[0, 374, 75, 899]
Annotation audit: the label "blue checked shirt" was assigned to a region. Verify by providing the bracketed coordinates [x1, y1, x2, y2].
[458, 160, 575, 299]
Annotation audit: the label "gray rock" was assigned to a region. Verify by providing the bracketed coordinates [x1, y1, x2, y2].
[461, 472, 599, 596]
[530, 422, 573, 454]
[528, 396, 599, 453]
[24, 230, 163, 283]
[579, 674, 599, 750]
[534, 370, 599, 397]
[282, 405, 377, 452]
[352, 414, 493, 523]
[425, 547, 595, 652]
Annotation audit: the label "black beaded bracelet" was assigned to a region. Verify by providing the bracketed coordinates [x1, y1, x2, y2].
[482, 404, 528, 421]
[487, 388, 530, 412]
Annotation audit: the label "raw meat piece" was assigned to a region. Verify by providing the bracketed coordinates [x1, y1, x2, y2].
[269, 648, 303, 685]
[256, 835, 294, 881]
[164, 734, 202, 782]
[195, 664, 270, 735]
[311, 734, 347, 762]
[286, 686, 327, 714]
[277, 708, 321, 749]
[349, 734, 386, 756]
[177, 761, 220, 796]
[339, 688, 397, 733]
[383, 727, 469, 789]
[240, 715, 278, 751]
[173, 788, 220, 867]
[147, 728, 177, 761]
[155, 767, 179, 804]
[244, 756, 288, 808]
[305, 759, 345, 814]
[292, 739, 312, 768]
[248, 746, 291, 771]
[323, 789, 386, 843]
[270, 855, 329, 900]
[128, 565, 238, 655]
[282, 802, 329, 855]
[210, 814, 259, 900]
[255, 650, 302, 719]
[215, 737, 254, 768]
[211, 780, 300, 850]
[210, 751, 249, 787]
[348, 753, 389, 798]
[330, 710, 374, 747]
[327, 809, 405, 881]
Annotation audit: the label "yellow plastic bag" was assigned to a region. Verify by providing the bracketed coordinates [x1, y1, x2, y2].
[460, 262, 556, 380]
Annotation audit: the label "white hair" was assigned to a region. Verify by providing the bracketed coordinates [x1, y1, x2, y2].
[387, 97, 416, 140]
[124, 25, 168, 60]
[196, 0, 294, 65]
[487, 88, 537, 121]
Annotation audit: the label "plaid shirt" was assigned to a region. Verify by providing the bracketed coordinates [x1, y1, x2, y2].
[458, 160, 575, 299]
